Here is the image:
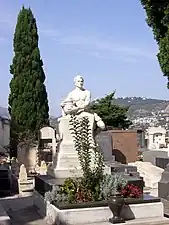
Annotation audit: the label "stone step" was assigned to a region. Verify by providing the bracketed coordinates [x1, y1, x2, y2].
[51, 168, 82, 178]
[131, 162, 163, 189]
[59, 156, 79, 160]
[59, 156, 79, 163]
[19, 184, 34, 193]
[58, 161, 81, 168]
[58, 144, 74, 152]
[90, 217, 169, 225]
[57, 152, 80, 168]
[58, 153, 79, 158]
[143, 187, 151, 194]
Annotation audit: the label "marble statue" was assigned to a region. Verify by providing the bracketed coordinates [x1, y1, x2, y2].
[61, 75, 91, 116]
[48, 75, 105, 178]
[60, 75, 105, 130]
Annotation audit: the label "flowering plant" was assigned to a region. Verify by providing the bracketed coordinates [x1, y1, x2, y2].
[120, 184, 142, 198]
[137, 152, 143, 161]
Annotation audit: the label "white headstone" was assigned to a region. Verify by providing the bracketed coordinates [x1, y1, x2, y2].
[39, 126, 57, 162]
[35, 164, 40, 173]
[19, 164, 27, 182]
[39, 161, 47, 175]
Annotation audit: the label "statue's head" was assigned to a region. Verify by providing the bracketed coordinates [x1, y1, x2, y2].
[74, 75, 84, 89]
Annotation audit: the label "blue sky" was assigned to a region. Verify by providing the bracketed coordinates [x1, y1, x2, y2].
[0, 0, 168, 116]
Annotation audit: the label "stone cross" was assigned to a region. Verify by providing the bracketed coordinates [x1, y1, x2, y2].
[39, 161, 47, 175]
[19, 164, 27, 182]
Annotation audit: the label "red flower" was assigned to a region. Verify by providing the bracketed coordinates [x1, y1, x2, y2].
[120, 184, 142, 198]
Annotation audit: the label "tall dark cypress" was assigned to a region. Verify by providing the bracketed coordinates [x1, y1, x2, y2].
[8, 6, 49, 155]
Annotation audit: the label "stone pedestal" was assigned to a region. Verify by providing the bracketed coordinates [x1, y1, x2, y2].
[47, 144, 82, 178]
[48, 116, 82, 178]
[158, 164, 169, 199]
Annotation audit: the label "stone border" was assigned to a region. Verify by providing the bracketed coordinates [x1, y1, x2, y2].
[0, 193, 34, 212]
[0, 204, 11, 225]
[33, 191, 165, 225]
[53, 195, 161, 210]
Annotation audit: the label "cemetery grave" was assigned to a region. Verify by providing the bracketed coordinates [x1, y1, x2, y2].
[2, 3, 169, 224]
[32, 77, 169, 224]
[0, 81, 169, 224]
[0, 77, 168, 224]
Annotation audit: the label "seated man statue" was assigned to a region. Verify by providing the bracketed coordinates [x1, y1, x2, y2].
[60, 75, 105, 132]
[61, 75, 91, 116]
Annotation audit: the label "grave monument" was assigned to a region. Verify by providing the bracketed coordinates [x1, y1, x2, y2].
[48, 75, 106, 178]
[34, 77, 167, 224]
[35, 75, 144, 195]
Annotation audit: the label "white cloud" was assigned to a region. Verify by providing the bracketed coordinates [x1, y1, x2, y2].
[75, 49, 103, 58]
[117, 56, 141, 63]
[57, 35, 156, 60]
[89, 51, 102, 58]
[0, 13, 16, 29]
[40, 27, 60, 38]
[0, 9, 157, 62]
[0, 36, 5, 42]
[0, 35, 10, 44]
[40, 27, 156, 61]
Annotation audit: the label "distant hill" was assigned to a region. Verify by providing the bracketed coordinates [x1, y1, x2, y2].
[1, 97, 169, 122]
[50, 116, 59, 128]
[114, 97, 169, 118]
[0, 106, 58, 126]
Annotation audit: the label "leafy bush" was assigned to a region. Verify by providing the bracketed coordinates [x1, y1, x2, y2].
[69, 115, 104, 200]
[44, 178, 94, 204]
[44, 185, 68, 203]
[99, 174, 127, 200]
[45, 174, 128, 203]
[44, 115, 138, 204]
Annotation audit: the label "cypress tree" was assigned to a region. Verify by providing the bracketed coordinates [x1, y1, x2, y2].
[8, 6, 49, 155]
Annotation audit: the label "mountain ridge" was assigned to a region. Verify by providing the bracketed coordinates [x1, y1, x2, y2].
[114, 97, 169, 119]
[1, 97, 169, 120]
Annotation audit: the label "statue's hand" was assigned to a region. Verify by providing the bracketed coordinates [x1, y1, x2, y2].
[97, 120, 105, 130]
[63, 103, 85, 115]
[65, 106, 79, 115]
[69, 106, 84, 115]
